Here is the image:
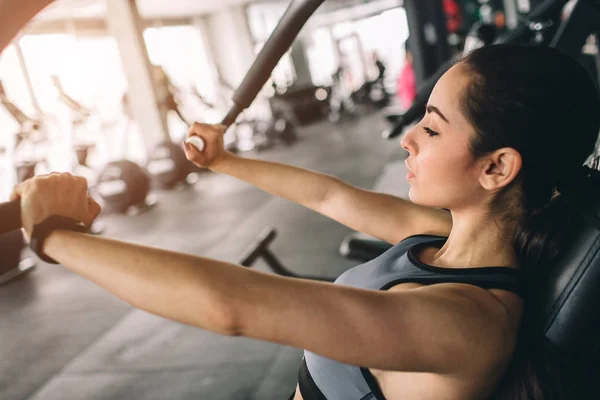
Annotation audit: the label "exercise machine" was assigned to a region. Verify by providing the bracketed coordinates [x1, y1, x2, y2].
[121, 92, 193, 191]
[240, 228, 336, 282]
[0, 140, 35, 285]
[326, 64, 359, 123]
[0, 82, 38, 283]
[266, 83, 330, 125]
[145, 66, 201, 190]
[383, 0, 590, 139]
[190, 0, 600, 390]
[350, 54, 390, 110]
[188, 83, 243, 153]
[0, 230, 36, 285]
[0, 81, 49, 183]
[191, 81, 298, 153]
[382, 21, 499, 128]
[52, 75, 153, 217]
[51, 75, 105, 183]
[2, 0, 600, 393]
[93, 93, 155, 214]
[50, 77, 106, 234]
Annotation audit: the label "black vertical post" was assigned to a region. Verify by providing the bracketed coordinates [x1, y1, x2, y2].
[550, 0, 600, 89]
[404, 0, 452, 87]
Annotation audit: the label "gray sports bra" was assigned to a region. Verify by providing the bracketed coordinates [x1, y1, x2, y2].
[298, 234, 525, 400]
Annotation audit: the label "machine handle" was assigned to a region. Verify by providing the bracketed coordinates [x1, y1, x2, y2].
[0, 199, 22, 234]
[185, 0, 325, 153]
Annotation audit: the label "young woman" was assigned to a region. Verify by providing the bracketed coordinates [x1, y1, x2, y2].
[11, 44, 600, 399]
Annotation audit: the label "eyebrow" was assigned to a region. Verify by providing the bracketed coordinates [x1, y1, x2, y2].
[426, 105, 450, 124]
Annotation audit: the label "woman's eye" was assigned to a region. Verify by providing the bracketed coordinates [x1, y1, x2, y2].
[423, 127, 439, 137]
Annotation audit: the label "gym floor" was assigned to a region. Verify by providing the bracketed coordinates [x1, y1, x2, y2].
[0, 112, 406, 400]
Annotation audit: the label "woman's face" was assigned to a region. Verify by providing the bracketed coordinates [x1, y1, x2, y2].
[401, 64, 486, 210]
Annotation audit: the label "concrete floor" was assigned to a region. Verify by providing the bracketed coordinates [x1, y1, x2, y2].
[0, 112, 405, 400]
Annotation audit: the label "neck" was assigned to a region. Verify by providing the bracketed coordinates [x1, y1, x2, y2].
[432, 209, 519, 269]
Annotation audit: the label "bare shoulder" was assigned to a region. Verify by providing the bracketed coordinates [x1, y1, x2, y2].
[388, 282, 523, 376]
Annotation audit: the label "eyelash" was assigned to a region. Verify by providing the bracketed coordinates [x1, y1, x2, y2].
[423, 127, 439, 137]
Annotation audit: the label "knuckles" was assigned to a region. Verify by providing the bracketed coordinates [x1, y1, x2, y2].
[25, 173, 89, 198]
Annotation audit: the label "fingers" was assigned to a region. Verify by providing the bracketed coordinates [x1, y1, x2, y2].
[184, 122, 225, 168]
[10, 177, 37, 202]
[9, 173, 44, 200]
[10, 184, 22, 201]
[186, 122, 225, 143]
[72, 176, 92, 222]
[41, 173, 89, 203]
[89, 197, 102, 220]
[183, 139, 206, 165]
[185, 136, 206, 152]
[81, 196, 102, 228]
[73, 175, 89, 200]
[184, 123, 206, 163]
[17, 172, 94, 230]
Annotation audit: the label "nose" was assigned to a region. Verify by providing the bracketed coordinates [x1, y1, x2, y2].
[400, 137, 410, 153]
[400, 126, 416, 154]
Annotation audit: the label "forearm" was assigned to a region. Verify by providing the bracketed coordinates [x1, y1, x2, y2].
[44, 230, 250, 335]
[211, 153, 337, 211]
[0, 0, 54, 52]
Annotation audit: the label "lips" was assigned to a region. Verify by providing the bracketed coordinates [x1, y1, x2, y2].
[405, 160, 416, 181]
[405, 161, 415, 176]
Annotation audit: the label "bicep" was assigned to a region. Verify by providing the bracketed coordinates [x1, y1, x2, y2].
[319, 180, 452, 244]
[238, 274, 509, 375]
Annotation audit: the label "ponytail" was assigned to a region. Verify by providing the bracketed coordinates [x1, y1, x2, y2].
[513, 192, 579, 270]
[492, 167, 600, 400]
[488, 191, 574, 400]
[514, 166, 599, 270]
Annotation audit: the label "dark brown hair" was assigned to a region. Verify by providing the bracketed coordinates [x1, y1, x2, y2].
[459, 44, 600, 399]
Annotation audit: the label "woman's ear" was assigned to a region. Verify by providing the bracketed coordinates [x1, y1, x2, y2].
[479, 148, 522, 191]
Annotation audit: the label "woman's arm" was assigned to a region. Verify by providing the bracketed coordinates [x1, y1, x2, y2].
[44, 229, 511, 376]
[186, 124, 453, 244]
[210, 151, 336, 213]
[14, 174, 497, 377]
[43, 230, 243, 335]
[214, 154, 452, 244]
[0, 0, 55, 52]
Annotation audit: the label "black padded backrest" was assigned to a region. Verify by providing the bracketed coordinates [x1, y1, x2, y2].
[540, 202, 600, 364]
[540, 0, 600, 367]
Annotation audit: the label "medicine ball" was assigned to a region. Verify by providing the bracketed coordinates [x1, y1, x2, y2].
[146, 141, 192, 189]
[96, 160, 150, 213]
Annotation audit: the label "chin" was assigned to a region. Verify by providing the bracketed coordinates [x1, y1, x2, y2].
[408, 189, 447, 209]
[407, 190, 426, 205]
